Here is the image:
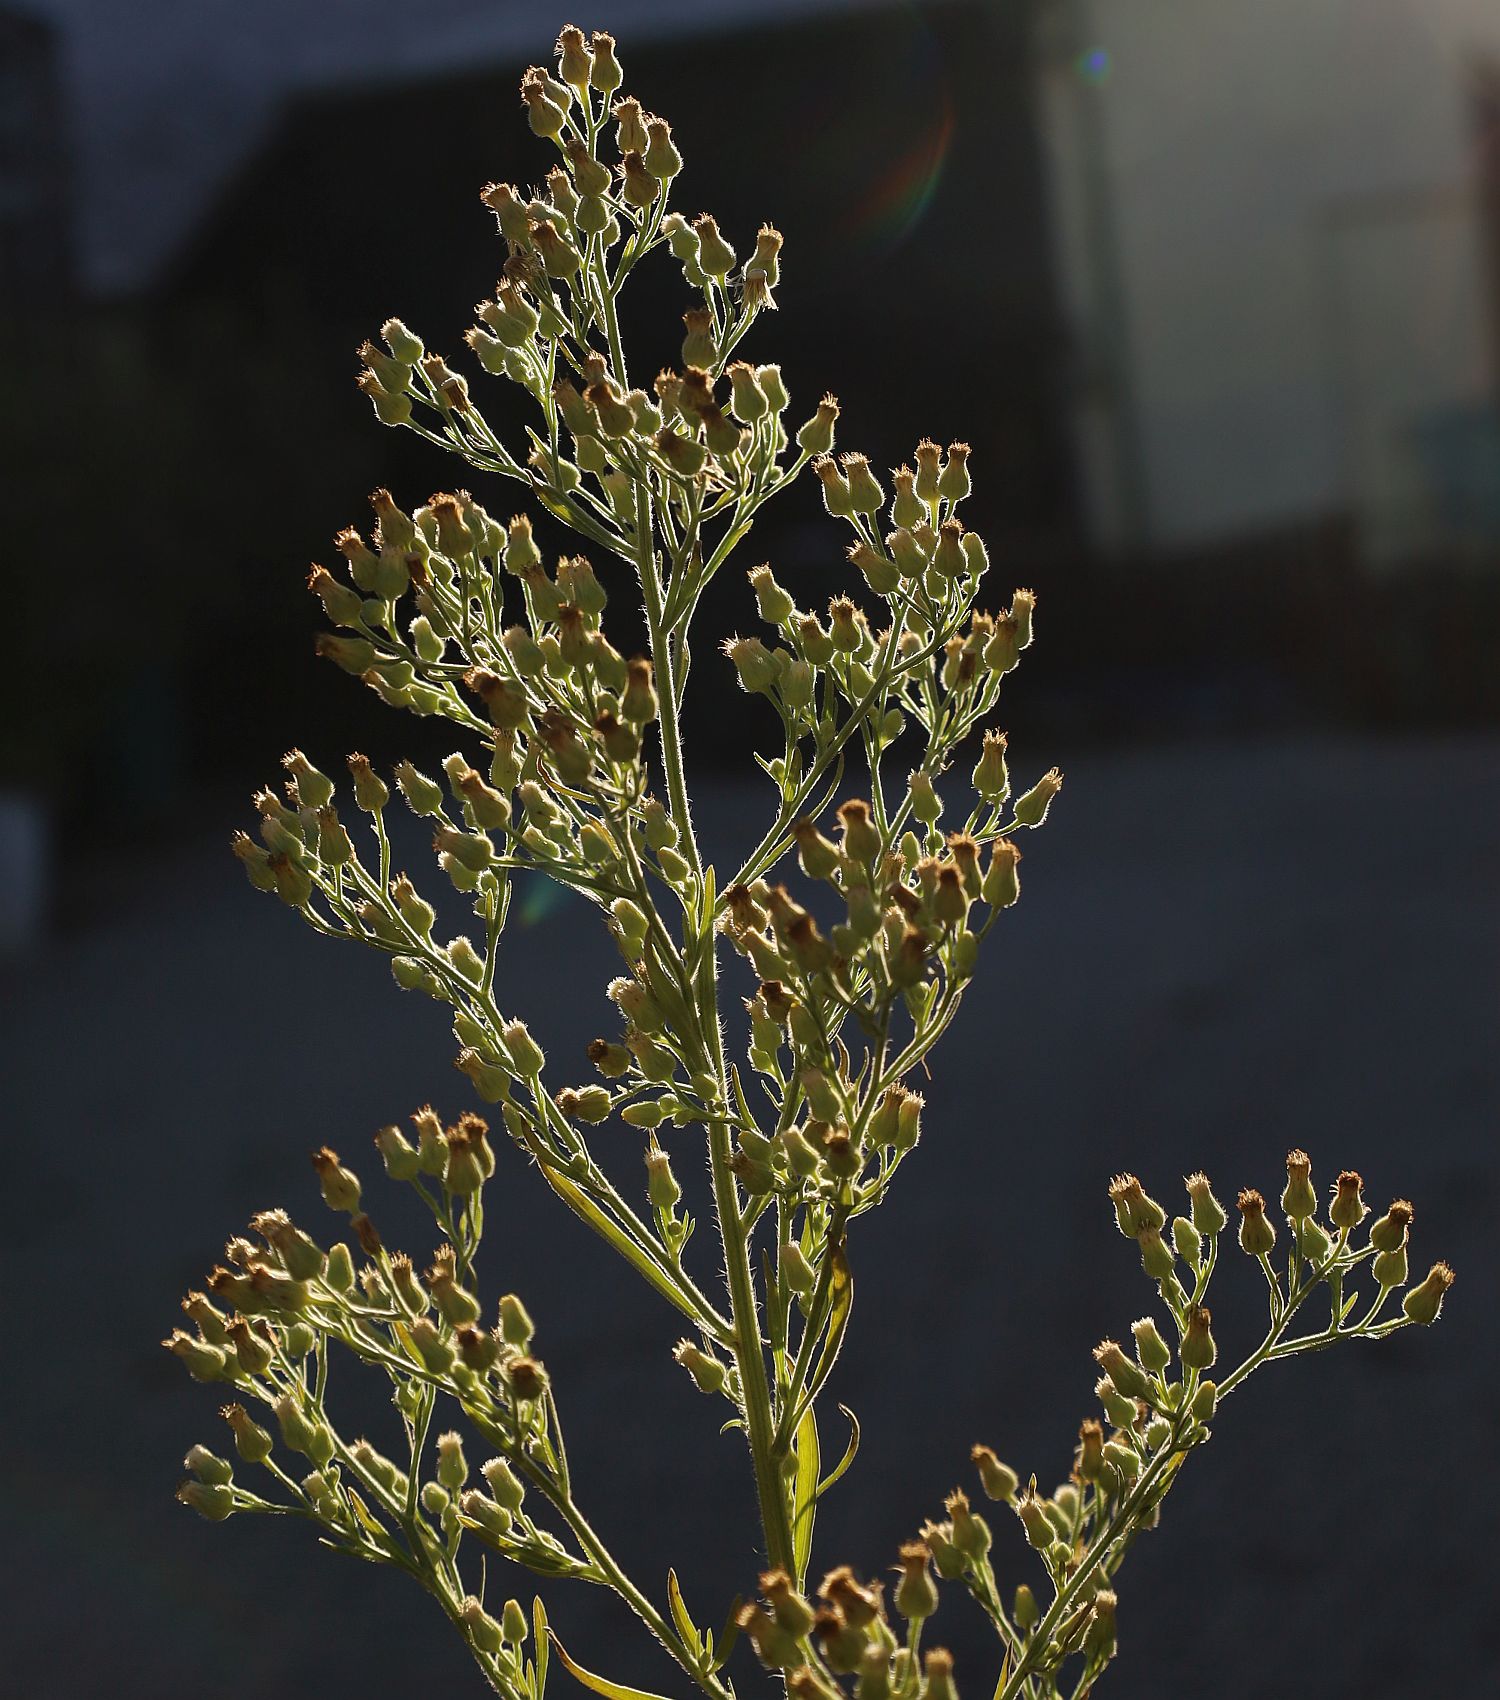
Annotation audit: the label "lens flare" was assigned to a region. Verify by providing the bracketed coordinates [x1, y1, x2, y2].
[1075, 47, 1112, 86]
[836, 95, 956, 256]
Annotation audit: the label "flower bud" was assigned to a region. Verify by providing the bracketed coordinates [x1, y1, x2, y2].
[946, 1488, 991, 1560]
[937, 442, 971, 503]
[970, 1444, 1018, 1503]
[1131, 1316, 1171, 1374]
[1369, 1199, 1414, 1254]
[184, 1444, 234, 1487]
[970, 730, 1010, 803]
[692, 214, 736, 278]
[481, 1456, 526, 1512]
[781, 1240, 816, 1295]
[1109, 1173, 1166, 1238]
[227, 1318, 273, 1377]
[460, 1595, 504, 1655]
[724, 635, 778, 694]
[176, 1479, 234, 1520]
[1092, 1340, 1150, 1401]
[894, 1541, 938, 1621]
[1137, 1227, 1175, 1282]
[1076, 1417, 1105, 1482]
[1237, 1188, 1276, 1257]
[221, 1402, 274, 1464]
[1184, 1171, 1228, 1236]
[1282, 1148, 1318, 1221]
[644, 1143, 681, 1212]
[1329, 1169, 1367, 1232]
[1014, 1584, 1039, 1632]
[498, 1293, 535, 1350]
[1402, 1261, 1454, 1325]
[436, 1430, 469, 1492]
[813, 456, 855, 518]
[311, 1147, 361, 1213]
[796, 394, 840, 457]
[1012, 768, 1063, 827]
[1180, 1305, 1216, 1371]
[502, 1020, 545, 1077]
[908, 770, 942, 826]
[674, 1339, 727, 1394]
[1368, 1242, 1406, 1291]
[1172, 1215, 1202, 1265]
[589, 30, 623, 91]
[1015, 1491, 1052, 1550]
[1190, 1380, 1218, 1422]
[841, 453, 884, 515]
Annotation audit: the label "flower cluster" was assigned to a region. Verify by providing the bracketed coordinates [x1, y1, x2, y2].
[174, 26, 1453, 1700]
[730, 1152, 1450, 1700]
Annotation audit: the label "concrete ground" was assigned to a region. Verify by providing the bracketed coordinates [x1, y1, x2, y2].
[3, 734, 1496, 1699]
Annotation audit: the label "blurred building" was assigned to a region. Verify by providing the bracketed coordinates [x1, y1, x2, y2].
[1037, 0, 1500, 567]
[5, 0, 1498, 843]
[0, 5, 73, 307]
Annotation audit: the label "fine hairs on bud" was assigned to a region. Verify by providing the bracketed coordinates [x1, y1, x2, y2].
[170, 30, 1456, 1700]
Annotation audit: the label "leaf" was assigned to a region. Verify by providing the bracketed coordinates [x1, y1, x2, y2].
[667, 1568, 701, 1656]
[815, 1404, 861, 1500]
[699, 864, 716, 934]
[547, 1630, 677, 1700]
[390, 1318, 425, 1369]
[791, 1401, 820, 1585]
[991, 1646, 1011, 1700]
[804, 1241, 853, 1408]
[712, 1594, 744, 1672]
[533, 1597, 549, 1697]
[544, 1169, 703, 1328]
[346, 1490, 387, 1540]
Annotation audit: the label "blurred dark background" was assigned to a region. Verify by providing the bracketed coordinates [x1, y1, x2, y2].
[2, 2, 1497, 1697]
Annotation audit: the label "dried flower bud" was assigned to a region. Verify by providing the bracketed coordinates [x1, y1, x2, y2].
[894, 1541, 938, 1620]
[1329, 1169, 1367, 1232]
[1012, 767, 1063, 828]
[1402, 1261, 1454, 1325]
[221, 1403, 274, 1464]
[1237, 1187, 1276, 1257]
[311, 1147, 361, 1213]
[1369, 1199, 1414, 1254]
[937, 442, 971, 503]
[975, 841, 1019, 913]
[1092, 1339, 1150, 1401]
[1282, 1148, 1318, 1221]
[796, 394, 840, 457]
[970, 1444, 1018, 1503]
[1109, 1173, 1166, 1238]
[1180, 1305, 1217, 1371]
[1184, 1171, 1227, 1236]
[1015, 1490, 1052, 1550]
[693, 214, 736, 278]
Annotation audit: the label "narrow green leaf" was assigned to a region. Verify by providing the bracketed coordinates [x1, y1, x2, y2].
[544, 1169, 702, 1328]
[548, 1630, 676, 1700]
[666, 1568, 700, 1655]
[533, 1597, 549, 1697]
[805, 1242, 853, 1408]
[712, 1593, 744, 1672]
[346, 1490, 386, 1540]
[814, 1404, 861, 1500]
[791, 1401, 820, 1586]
